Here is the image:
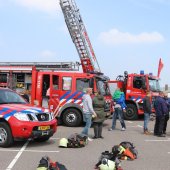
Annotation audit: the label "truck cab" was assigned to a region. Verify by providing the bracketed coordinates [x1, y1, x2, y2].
[32, 71, 112, 127]
[109, 71, 160, 120]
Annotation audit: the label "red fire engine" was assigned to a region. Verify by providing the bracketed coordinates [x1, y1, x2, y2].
[109, 70, 161, 120]
[0, 0, 112, 127]
[0, 62, 112, 127]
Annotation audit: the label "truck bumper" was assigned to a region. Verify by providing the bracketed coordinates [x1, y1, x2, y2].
[9, 117, 57, 140]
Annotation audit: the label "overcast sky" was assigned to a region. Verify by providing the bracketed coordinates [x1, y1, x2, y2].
[0, 0, 169, 87]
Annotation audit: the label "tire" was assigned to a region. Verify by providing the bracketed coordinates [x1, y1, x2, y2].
[62, 108, 82, 127]
[34, 136, 50, 142]
[0, 122, 14, 147]
[124, 104, 138, 120]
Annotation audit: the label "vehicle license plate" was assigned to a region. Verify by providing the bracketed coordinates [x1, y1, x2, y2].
[38, 126, 50, 131]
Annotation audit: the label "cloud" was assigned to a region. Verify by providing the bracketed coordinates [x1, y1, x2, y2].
[98, 29, 165, 45]
[12, 0, 61, 15]
[39, 50, 56, 58]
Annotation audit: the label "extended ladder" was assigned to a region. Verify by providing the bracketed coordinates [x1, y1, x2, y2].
[60, 0, 101, 73]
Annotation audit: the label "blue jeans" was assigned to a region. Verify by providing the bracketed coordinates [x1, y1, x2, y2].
[81, 114, 92, 136]
[144, 113, 150, 131]
[111, 108, 126, 129]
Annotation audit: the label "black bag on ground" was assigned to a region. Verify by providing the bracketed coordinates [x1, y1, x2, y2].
[67, 133, 88, 148]
[50, 162, 68, 170]
[36, 156, 50, 170]
[36, 156, 68, 170]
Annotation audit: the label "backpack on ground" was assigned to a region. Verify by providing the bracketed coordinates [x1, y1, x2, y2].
[119, 141, 138, 160]
[67, 133, 88, 148]
[36, 156, 68, 170]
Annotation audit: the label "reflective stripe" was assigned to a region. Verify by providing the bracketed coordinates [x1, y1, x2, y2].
[60, 91, 71, 100]
[4, 110, 17, 119]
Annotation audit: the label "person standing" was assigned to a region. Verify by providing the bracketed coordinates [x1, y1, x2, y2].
[108, 88, 126, 131]
[143, 91, 152, 135]
[154, 91, 168, 137]
[163, 92, 170, 135]
[81, 88, 97, 141]
[92, 91, 106, 139]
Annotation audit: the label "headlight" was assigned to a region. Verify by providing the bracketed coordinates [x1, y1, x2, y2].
[14, 112, 29, 121]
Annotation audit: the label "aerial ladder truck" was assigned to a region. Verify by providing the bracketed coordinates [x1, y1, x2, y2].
[0, 1, 112, 127]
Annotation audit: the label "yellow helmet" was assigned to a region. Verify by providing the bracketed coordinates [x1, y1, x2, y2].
[59, 138, 68, 148]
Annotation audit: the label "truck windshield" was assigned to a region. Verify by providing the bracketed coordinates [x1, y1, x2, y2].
[96, 79, 110, 96]
[149, 78, 161, 92]
[0, 89, 27, 104]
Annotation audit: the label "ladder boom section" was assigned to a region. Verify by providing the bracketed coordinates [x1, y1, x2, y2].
[60, 0, 101, 73]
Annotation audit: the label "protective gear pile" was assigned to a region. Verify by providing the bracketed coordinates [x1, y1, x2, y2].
[59, 133, 88, 148]
[96, 141, 138, 170]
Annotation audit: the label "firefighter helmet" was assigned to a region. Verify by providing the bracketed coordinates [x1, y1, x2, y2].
[59, 138, 68, 148]
[98, 158, 116, 170]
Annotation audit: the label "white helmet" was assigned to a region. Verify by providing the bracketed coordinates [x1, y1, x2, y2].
[99, 159, 116, 170]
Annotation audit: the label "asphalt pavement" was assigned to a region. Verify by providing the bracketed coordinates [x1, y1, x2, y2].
[0, 118, 170, 170]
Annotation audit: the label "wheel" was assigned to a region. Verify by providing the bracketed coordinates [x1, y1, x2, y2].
[34, 136, 50, 142]
[62, 108, 82, 127]
[124, 104, 138, 120]
[0, 122, 14, 147]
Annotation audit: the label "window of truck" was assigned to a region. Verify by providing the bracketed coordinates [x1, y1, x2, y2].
[76, 78, 91, 92]
[96, 79, 110, 96]
[52, 75, 59, 90]
[0, 73, 7, 83]
[62, 77, 72, 91]
[149, 78, 161, 92]
[133, 76, 143, 89]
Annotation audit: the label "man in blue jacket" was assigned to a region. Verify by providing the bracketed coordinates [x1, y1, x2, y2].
[163, 92, 170, 134]
[154, 91, 168, 137]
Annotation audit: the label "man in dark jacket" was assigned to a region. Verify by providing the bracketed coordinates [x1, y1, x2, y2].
[154, 91, 168, 137]
[143, 92, 152, 135]
[163, 92, 170, 134]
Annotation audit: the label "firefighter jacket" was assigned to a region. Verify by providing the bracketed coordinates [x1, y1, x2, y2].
[92, 94, 106, 123]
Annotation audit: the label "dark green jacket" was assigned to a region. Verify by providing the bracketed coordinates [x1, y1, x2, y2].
[92, 94, 106, 123]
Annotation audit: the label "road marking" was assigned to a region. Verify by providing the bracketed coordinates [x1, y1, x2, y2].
[6, 140, 30, 170]
[126, 126, 139, 127]
[127, 121, 133, 123]
[137, 125, 143, 128]
[50, 137, 60, 140]
[0, 149, 60, 153]
[145, 139, 170, 142]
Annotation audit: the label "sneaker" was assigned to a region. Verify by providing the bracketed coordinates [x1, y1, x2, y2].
[108, 128, 115, 131]
[121, 127, 126, 131]
[88, 137, 93, 141]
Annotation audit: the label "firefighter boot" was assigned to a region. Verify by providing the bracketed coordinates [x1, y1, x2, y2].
[93, 123, 98, 139]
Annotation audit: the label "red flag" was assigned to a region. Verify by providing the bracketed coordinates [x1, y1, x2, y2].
[157, 58, 164, 78]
